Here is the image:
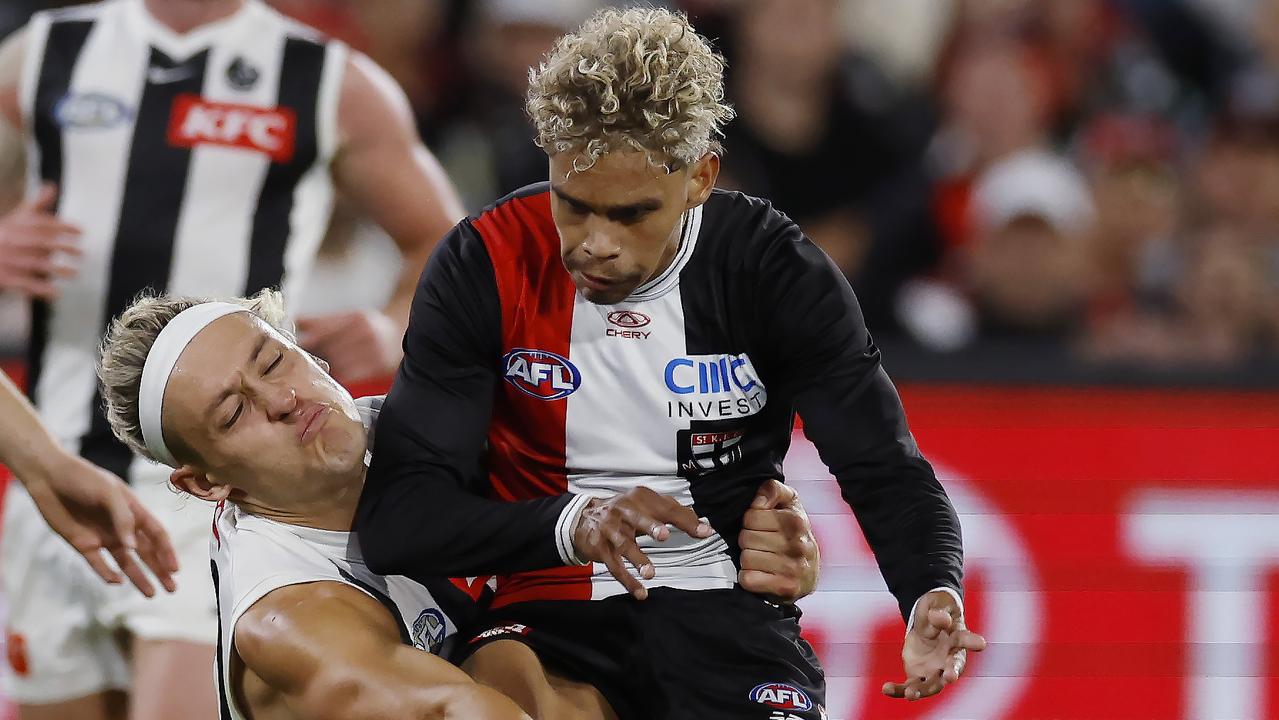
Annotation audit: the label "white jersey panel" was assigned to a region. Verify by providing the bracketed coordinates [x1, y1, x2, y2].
[165, 6, 282, 297]
[212, 503, 457, 720]
[563, 205, 736, 599]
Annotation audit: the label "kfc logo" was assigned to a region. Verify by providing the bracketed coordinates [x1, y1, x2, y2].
[167, 94, 296, 162]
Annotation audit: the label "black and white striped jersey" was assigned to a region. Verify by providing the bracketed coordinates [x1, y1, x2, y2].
[358, 184, 964, 621]
[209, 501, 479, 720]
[18, 0, 344, 481]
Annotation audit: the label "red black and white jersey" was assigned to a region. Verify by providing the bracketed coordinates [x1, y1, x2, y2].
[358, 184, 962, 619]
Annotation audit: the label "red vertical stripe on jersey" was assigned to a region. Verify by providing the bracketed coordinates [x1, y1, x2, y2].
[471, 190, 592, 604]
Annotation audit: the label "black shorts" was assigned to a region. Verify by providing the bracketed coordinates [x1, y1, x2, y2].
[452, 587, 826, 720]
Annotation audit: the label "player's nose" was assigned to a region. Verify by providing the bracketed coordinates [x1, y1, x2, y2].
[261, 384, 298, 421]
[580, 223, 621, 259]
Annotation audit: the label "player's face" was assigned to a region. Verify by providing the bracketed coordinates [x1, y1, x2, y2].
[163, 313, 367, 500]
[550, 150, 719, 305]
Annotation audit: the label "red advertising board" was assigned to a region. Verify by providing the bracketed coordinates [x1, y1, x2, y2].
[791, 385, 1279, 719]
[0, 380, 1276, 719]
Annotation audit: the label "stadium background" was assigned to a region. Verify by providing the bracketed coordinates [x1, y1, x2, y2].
[2, 0, 1279, 718]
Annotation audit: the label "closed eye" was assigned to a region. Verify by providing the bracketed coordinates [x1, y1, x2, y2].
[224, 401, 244, 429]
[607, 207, 652, 225]
[562, 197, 591, 216]
[264, 352, 282, 376]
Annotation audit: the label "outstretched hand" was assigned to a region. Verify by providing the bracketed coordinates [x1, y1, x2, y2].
[26, 454, 179, 597]
[882, 590, 986, 701]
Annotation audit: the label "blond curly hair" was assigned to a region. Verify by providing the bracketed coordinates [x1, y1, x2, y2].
[526, 6, 735, 172]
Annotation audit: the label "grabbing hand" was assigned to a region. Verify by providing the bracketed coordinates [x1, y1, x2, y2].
[25, 454, 179, 597]
[737, 479, 819, 602]
[0, 183, 82, 299]
[297, 310, 403, 382]
[571, 487, 714, 600]
[882, 590, 986, 701]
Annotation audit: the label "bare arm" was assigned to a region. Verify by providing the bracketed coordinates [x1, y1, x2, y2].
[234, 582, 529, 720]
[0, 26, 29, 212]
[298, 51, 465, 381]
[0, 370, 177, 595]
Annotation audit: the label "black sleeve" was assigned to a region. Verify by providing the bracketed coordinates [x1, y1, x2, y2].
[355, 222, 574, 578]
[759, 221, 963, 622]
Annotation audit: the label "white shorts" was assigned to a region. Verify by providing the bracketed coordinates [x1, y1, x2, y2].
[0, 461, 218, 704]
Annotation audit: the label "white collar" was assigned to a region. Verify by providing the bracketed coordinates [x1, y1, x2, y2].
[625, 204, 703, 302]
[123, 0, 263, 60]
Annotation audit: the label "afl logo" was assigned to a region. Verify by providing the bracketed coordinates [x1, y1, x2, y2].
[748, 682, 812, 711]
[502, 349, 581, 400]
[607, 311, 650, 329]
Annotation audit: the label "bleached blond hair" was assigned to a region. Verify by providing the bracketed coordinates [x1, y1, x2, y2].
[526, 6, 735, 172]
[97, 289, 294, 463]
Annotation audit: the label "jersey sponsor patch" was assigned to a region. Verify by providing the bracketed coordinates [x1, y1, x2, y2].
[167, 94, 296, 162]
[677, 422, 746, 479]
[605, 310, 652, 339]
[664, 353, 768, 420]
[54, 92, 133, 129]
[749, 682, 813, 711]
[502, 348, 581, 400]
[411, 608, 448, 654]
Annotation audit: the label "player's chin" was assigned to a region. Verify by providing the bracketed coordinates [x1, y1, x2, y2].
[580, 284, 635, 306]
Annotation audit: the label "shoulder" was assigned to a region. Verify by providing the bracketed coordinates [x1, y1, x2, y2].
[216, 511, 354, 619]
[464, 182, 557, 267]
[697, 188, 808, 270]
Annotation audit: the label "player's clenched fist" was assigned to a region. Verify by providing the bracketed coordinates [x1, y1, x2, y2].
[0, 183, 82, 299]
[570, 486, 714, 600]
[738, 479, 820, 603]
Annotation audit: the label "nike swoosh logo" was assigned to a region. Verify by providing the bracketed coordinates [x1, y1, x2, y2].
[146, 66, 194, 85]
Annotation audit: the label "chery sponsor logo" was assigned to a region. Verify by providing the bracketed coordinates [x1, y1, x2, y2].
[606, 310, 651, 339]
[167, 94, 296, 162]
[502, 348, 581, 400]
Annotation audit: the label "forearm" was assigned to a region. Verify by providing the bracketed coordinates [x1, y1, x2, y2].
[303, 682, 525, 720]
[380, 233, 431, 334]
[837, 450, 963, 621]
[357, 459, 577, 578]
[0, 371, 67, 484]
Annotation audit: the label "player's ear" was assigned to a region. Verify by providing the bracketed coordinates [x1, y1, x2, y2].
[684, 152, 719, 209]
[169, 466, 232, 502]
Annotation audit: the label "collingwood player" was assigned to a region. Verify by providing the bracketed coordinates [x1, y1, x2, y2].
[357, 8, 987, 719]
[0, 0, 464, 718]
[93, 290, 822, 720]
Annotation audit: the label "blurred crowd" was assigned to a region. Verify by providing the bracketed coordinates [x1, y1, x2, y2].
[3, 0, 1279, 372]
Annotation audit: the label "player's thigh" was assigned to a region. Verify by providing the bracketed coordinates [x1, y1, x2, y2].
[109, 474, 218, 720]
[16, 690, 128, 720]
[1, 486, 130, 706]
[128, 639, 217, 720]
[463, 639, 617, 720]
[640, 588, 826, 720]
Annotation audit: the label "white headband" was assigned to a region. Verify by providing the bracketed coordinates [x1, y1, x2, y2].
[138, 302, 249, 467]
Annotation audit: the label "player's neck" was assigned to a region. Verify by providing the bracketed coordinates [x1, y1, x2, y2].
[144, 0, 247, 35]
[239, 466, 364, 533]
